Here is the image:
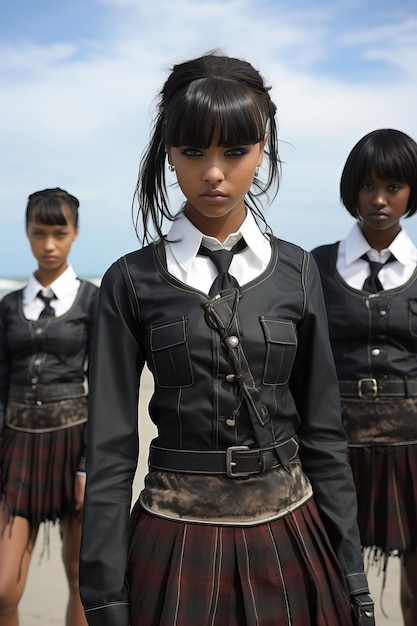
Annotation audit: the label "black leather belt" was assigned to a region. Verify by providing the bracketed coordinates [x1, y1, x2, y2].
[9, 381, 87, 405]
[339, 378, 417, 399]
[148, 437, 299, 478]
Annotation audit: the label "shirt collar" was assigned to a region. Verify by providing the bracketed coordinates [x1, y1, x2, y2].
[344, 221, 415, 266]
[24, 265, 79, 304]
[166, 210, 270, 272]
[389, 228, 417, 265]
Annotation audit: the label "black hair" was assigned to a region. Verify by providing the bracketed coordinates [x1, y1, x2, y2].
[26, 188, 80, 228]
[340, 129, 417, 218]
[133, 52, 281, 243]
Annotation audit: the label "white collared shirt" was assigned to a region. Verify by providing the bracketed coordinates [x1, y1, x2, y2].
[165, 210, 272, 292]
[336, 222, 417, 290]
[23, 265, 81, 320]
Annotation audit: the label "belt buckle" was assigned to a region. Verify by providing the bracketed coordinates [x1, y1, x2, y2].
[226, 446, 250, 478]
[358, 378, 377, 399]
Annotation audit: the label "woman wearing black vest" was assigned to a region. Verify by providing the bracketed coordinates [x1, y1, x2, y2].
[0, 188, 98, 626]
[312, 128, 417, 626]
[80, 53, 373, 626]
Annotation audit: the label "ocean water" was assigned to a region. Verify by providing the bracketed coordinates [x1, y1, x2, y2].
[0, 278, 27, 299]
[0, 277, 102, 300]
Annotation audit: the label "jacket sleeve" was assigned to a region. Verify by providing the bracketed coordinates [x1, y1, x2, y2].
[290, 251, 369, 597]
[79, 260, 145, 626]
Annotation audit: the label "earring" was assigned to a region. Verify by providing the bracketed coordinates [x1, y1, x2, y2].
[168, 164, 175, 172]
[254, 167, 260, 178]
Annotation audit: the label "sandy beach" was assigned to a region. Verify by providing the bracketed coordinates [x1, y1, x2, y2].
[20, 368, 403, 625]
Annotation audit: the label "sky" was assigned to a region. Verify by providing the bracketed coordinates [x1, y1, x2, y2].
[1, 0, 417, 277]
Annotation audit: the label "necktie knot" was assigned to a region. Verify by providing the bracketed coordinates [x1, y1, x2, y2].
[361, 253, 395, 292]
[206, 248, 234, 275]
[37, 290, 56, 318]
[198, 238, 247, 296]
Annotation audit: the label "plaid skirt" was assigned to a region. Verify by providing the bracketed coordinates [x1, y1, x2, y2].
[342, 397, 417, 555]
[127, 499, 352, 626]
[0, 397, 87, 525]
[348, 444, 417, 554]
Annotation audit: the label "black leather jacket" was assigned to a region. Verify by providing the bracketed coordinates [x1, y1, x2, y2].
[80, 237, 369, 626]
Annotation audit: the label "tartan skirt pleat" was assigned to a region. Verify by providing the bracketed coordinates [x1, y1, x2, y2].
[348, 443, 417, 554]
[127, 498, 352, 626]
[0, 420, 85, 525]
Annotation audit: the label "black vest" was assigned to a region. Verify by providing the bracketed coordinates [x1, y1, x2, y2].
[312, 242, 417, 381]
[0, 280, 98, 387]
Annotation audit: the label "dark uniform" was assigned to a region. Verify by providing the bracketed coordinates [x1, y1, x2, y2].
[0, 280, 98, 524]
[80, 238, 369, 626]
[313, 242, 417, 557]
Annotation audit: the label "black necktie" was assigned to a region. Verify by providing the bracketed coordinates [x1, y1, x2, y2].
[361, 253, 396, 292]
[198, 238, 247, 296]
[37, 291, 56, 318]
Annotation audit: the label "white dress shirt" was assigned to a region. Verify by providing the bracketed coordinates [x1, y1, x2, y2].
[336, 222, 417, 290]
[23, 265, 81, 320]
[165, 210, 272, 292]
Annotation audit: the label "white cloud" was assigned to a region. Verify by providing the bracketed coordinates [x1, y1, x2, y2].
[1, 0, 417, 276]
[0, 42, 76, 72]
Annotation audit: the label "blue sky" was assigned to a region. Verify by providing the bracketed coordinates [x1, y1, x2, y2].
[1, 0, 417, 277]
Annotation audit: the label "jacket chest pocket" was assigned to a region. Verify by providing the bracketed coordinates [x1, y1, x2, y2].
[150, 317, 194, 388]
[260, 318, 298, 385]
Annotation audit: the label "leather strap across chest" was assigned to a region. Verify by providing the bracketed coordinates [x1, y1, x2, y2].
[203, 289, 271, 446]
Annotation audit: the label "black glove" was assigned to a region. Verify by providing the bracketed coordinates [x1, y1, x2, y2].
[351, 593, 375, 625]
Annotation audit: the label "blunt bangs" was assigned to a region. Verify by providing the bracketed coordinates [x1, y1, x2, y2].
[26, 188, 80, 227]
[30, 199, 69, 225]
[361, 141, 415, 185]
[163, 78, 267, 148]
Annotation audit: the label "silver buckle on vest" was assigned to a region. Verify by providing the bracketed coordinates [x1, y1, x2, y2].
[358, 378, 378, 398]
[226, 446, 250, 477]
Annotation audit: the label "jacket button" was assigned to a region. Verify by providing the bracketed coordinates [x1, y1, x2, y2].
[227, 336, 239, 348]
[371, 348, 381, 356]
[379, 310, 387, 316]
[225, 374, 236, 383]
[225, 417, 236, 427]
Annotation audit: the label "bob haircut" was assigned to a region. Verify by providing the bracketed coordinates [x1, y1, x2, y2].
[340, 128, 417, 218]
[26, 188, 80, 228]
[134, 52, 281, 243]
